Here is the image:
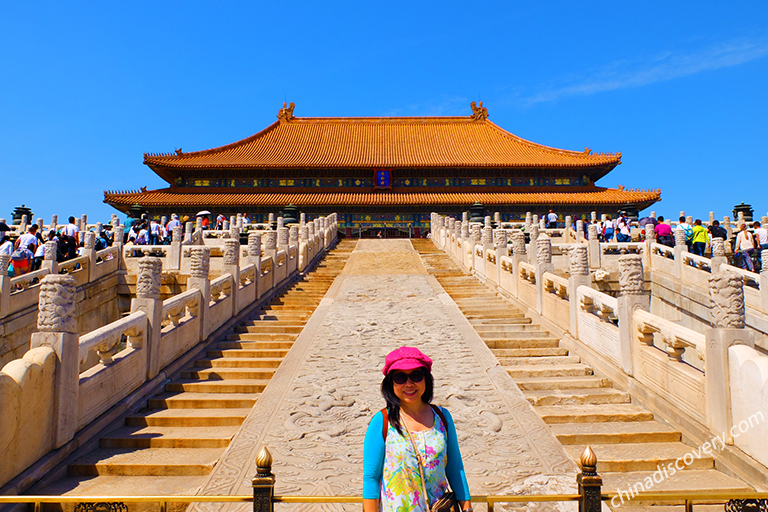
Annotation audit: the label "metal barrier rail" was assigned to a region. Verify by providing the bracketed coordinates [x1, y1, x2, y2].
[2, 447, 767, 512]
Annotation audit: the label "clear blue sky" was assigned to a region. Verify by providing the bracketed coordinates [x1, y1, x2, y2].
[2, 1, 767, 224]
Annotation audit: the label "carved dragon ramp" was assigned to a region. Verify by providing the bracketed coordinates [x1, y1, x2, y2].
[193, 239, 576, 512]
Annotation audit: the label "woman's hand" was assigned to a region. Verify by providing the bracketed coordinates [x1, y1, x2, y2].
[459, 500, 473, 512]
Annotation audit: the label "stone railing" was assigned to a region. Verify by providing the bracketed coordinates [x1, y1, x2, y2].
[430, 212, 768, 479]
[0, 214, 339, 490]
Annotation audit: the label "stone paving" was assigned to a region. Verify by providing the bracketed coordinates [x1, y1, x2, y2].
[193, 240, 577, 512]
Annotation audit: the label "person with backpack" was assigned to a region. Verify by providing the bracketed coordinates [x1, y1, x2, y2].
[734, 224, 756, 271]
[708, 220, 728, 244]
[691, 219, 709, 256]
[363, 347, 472, 512]
[676, 216, 693, 251]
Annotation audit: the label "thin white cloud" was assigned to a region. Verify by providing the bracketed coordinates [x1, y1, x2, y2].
[522, 37, 768, 105]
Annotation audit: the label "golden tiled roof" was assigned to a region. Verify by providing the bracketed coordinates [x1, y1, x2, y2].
[104, 187, 660, 208]
[143, 104, 620, 178]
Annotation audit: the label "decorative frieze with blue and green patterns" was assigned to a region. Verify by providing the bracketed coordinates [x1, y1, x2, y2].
[174, 176, 588, 188]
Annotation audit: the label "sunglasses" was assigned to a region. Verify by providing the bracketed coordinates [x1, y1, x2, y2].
[391, 369, 426, 385]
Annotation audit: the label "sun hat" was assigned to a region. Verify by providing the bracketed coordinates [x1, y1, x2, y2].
[383, 346, 433, 375]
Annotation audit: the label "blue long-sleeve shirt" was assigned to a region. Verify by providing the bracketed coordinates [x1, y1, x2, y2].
[362, 407, 471, 501]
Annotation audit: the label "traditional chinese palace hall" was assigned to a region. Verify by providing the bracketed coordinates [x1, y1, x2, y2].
[104, 103, 660, 236]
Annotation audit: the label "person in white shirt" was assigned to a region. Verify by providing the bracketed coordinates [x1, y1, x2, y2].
[166, 214, 181, 232]
[16, 225, 39, 253]
[64, 217, 79, 238]
[0, 233, 13, 256]
[753, 221, 768, 250]
[546, 210, 558, 229]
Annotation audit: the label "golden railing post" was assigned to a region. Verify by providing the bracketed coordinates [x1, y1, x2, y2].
[252, 446, 276, 512]
[577, 446, 602, 512]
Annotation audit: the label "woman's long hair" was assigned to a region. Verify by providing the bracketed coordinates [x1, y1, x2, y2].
[380, 368, 434, 437]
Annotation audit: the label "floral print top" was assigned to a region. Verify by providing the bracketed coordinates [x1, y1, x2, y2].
[379, 409, 449, 512]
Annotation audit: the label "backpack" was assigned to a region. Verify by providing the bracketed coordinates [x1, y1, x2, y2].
[380, 405, 448, 440]
[682, 224, 693, 242]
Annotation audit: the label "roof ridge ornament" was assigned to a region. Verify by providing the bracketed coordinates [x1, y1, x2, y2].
[278, 102, 295, 123]
[175, 148, 183, 156]
[470, 101, 488, 121]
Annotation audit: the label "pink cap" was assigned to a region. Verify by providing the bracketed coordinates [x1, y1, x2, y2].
[383, 346, 433, 375]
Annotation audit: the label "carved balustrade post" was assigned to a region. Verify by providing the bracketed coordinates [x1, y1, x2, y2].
[565, 215, 572, 242]
[617, 254, 648, 376]
[723, 216, 733, 241]
[83, 231, 97, 277]
[577, 447, 602, 512]
[509, 230, 526, 298]
[710, 237, 727, 273]
[130, 257, 164, 379]
[705, 272, 754, 440]
[268, 213, 275, 227]
[30, 274, 79, 448]
[277, 227, 289, 253]
[41, 240, 59, 274]
[187, 246, 211, 339]
[51, 214, 58, 231]
[298, 225, 310, 272]
[576, 219, 584, 242]
[166, 225, 183, 271]
[252, 446, 276, 512]
[247, 232, 263, 285]
[568, 245, 591, 339]
[761, 250, 768, 311]
[0, 254, 10, 315]
[223, 239, 241, 315]
[587, 224, 601, 269]
[276, 216, 284, 230]
[263, 230, 278, 263]
[524, 211, 532, 232]
[185, 221, 194, 243]
[196, 216, 203, 231]
[535, 234, 554, 314]
[528, 224, 540, 265]
[673, 228, 687, 277]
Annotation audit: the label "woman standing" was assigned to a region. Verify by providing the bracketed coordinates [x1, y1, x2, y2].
[734, 224, 756, 271]
[363, 347, 472, 512]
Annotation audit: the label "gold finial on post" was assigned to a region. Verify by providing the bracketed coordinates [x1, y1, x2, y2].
[256, 446, 273, 476]
[580, 445, 597, 472]
[577, 446, 602, 512]
[253, 446, 275, 512]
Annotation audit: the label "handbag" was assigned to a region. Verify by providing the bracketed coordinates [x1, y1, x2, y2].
[402, 412, 461, 512]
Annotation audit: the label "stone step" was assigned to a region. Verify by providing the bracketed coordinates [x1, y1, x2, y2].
[506, 364, 593, 379]
[472, 324, 546, 332]
[469, 317, 532, 325]
[254, 313, 312, 321]
[100, 426, 238, 448]
[602, 469, 751, 504]
[68, 448, 224, 476]
[458, 307, 525, 316]
[536, 404, 654, 424]
[207, 348, 289, 359]
[564, 443, 714, 472]
[490, 347, 570, 357]
[181, 367, 276, 380]
[498, 355, 581, 366]
[549, 421, 681, 445]
[35, 475, 208, 512]
[217, 341, 294, 350]
[148, 392, 260, 409]
[225, 333, 297, 341]
[194, 357, 284, 368]
[165, 379, 271, 394]
[513, 375, 612, 390]
[479, 331, 554, 339]
[524, 387, 630, 406]
[234, 325, 304, 334]
[263, 304, 318, 311]
[485, 338, 561, 349]
[125, 408, 251, 427]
